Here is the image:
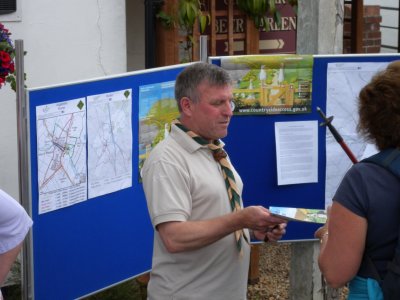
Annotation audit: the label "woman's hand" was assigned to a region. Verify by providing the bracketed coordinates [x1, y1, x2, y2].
[314, 206, 331, 240]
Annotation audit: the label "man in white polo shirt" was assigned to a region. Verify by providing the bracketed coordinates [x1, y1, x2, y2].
[141, 62, 287, 299]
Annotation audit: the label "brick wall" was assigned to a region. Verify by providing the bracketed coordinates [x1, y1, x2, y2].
[343, 5, 382, 54]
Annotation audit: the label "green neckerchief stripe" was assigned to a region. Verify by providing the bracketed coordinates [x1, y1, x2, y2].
[172, 119, 248, 253]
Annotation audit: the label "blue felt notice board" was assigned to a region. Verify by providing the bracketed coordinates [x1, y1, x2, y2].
[27, 64, 189, 300]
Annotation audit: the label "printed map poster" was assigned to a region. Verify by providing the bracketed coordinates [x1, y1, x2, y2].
[138, 81, 179, 180]
[36, 98, 87, 214]
[325, 62, 389, 207]
[221, 55, 313, 115]
[269, 206, 327, 224]
[87, 89, 133, 199]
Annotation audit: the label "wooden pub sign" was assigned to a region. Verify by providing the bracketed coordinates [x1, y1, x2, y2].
[155, 0, 297, 66]
[210, 0, 296, 55]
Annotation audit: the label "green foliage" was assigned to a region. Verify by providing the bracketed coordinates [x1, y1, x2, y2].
[0, 41, 13, 52]
[236, 0, 297, 31]
[83, 279, 145, 300]
[156, 0, 209, 62]
[157, 10, 175, 29]
[178, 0, 198, 29]
[5, 72, 16, 91]
[199, 13, 209, 33]
[157, 0, 209, 33]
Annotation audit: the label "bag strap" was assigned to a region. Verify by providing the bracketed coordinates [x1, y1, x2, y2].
[361, 148, 400, 179]
[360, 148, 400, 283]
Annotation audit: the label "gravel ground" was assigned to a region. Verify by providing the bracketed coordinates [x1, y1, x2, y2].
[247, 242, 291, 299]
[246, 242, 348, 300]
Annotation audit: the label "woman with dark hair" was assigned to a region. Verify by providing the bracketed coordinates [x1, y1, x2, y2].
[315, 61, 400, 299]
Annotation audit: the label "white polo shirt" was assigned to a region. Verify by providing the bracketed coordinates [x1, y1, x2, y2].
[142, 124, 250, 300]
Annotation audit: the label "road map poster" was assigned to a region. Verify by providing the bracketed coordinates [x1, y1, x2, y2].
[221, 55, 313, 115]
[138, 81, 179, 180]
[36, 98, 87, 214]
[325, 62, 389, 206]
[87, 89, 133, 199]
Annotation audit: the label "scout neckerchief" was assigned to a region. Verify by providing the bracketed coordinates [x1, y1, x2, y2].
[172, 119, 248, 253]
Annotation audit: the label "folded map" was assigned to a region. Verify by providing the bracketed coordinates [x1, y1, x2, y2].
[269, 206, 327, 224]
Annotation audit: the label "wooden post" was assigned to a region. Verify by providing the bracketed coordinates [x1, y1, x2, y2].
[136, 272, 150, 300]
[210, 0, 217, 56]
[245, 17, 260, 54]
[227, 0, 234, 55]
[155, 0, 179, 66]
[192, 19, 200, 62]
[248, 244, 260, 284]
[351, 0, 364, 53]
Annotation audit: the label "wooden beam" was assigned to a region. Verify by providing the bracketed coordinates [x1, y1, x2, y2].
[192, 19, 200, 61]
[210, 0, 216, 56]
[228, 0, 234, 55]
[248, 244, 260, 284]
[155, 0, 179, 66]
[245, 17, 260, 54]
[351, 0, 364, 53]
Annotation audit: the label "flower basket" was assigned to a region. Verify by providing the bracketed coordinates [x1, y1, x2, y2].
[0, 22, 16, 91]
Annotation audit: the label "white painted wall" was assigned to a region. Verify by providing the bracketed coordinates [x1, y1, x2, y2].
[0, 0, 128, 199]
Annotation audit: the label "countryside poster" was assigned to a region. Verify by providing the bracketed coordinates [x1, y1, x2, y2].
[138, 81, 179, 179]
[221, 55, 314, 115]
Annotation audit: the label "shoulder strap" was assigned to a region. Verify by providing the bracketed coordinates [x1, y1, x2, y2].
[361, 148, 400, 180]
[360, 148, 400, 283]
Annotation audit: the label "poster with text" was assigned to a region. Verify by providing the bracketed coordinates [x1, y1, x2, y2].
[221, 55, 313, 115]
[87, 89, 133, 199]
[36, 98, 87, 214]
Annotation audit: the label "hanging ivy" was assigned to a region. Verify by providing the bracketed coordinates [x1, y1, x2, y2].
[236, 0, 297, 31]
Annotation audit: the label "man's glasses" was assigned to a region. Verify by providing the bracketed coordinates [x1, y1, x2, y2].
[188, 97, 235, 112]
[230, 100, 235, 112]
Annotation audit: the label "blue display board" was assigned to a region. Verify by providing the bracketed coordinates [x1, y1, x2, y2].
[27, 64, 190, 300]
[26, 54, 400, 299]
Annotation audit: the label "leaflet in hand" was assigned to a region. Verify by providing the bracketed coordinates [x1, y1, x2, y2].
[269, 206, 327, 224]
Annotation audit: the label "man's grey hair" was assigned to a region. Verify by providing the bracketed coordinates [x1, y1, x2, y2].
[175, 62, 232, 111]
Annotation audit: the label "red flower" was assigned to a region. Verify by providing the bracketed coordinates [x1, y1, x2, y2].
[0, 22, 20, 91]
[9, 62, 14, 73]
[0, 51, 11, 64]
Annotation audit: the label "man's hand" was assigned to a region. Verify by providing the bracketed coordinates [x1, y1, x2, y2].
[241, 205, 287, 231]
[240, 206, 287, 242]
[157, 205, 288, 253]
[253, 223, 287, 242]
[314, 205, 331, 240]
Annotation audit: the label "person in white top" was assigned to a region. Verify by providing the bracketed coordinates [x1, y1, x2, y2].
[0, 188, 33, 299]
